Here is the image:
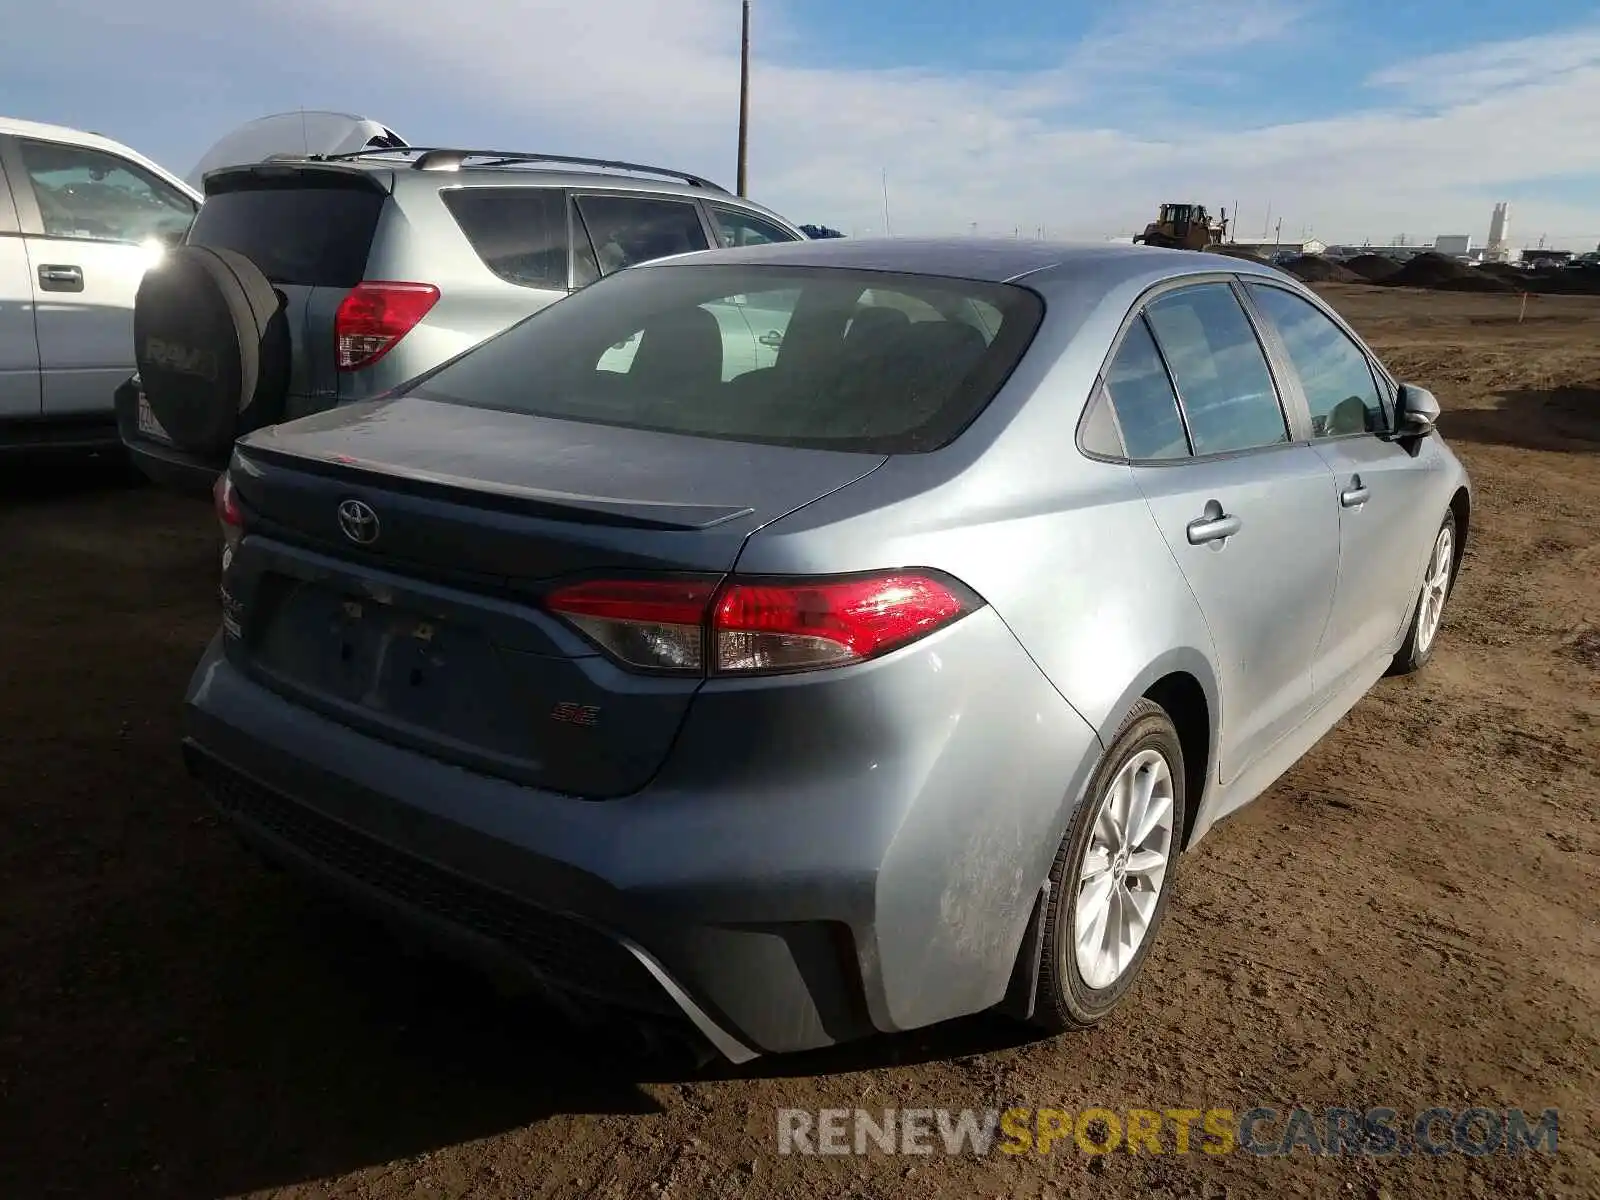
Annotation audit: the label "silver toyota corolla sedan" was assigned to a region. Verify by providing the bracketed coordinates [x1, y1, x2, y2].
[185, 237, 1470, 1063]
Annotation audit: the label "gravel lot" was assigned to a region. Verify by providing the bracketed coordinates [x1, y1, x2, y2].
[2, 284, 1596, 1199]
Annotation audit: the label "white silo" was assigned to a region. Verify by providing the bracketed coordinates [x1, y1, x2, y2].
[1486, 202, 1511, 260]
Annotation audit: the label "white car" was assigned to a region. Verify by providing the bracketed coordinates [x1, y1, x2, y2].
[0, 117, 200, 452]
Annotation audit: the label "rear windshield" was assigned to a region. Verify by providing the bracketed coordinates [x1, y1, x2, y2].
[409, 264, 1044, 453]
[188, 180, 383, 288]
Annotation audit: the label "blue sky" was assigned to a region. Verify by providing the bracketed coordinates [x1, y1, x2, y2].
[4, 0, 1600, 247]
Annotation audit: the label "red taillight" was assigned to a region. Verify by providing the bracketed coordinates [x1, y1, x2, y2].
[213, 470, 243, 548]
[544, 571, 977, 675]
[544, 578, 718, 672]
[334, 281, 440, 372]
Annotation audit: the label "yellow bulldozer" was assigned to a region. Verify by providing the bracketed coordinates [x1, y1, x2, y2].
[1132, 203, 1229, 250]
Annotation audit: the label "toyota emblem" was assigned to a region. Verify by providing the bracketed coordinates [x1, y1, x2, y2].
[337, 498, 380, 546]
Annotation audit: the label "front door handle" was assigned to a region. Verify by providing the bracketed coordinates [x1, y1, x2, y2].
[1340, 474, 1370, 508]
[38, 264, 84, 292]
[1187, 500, 1242, 545]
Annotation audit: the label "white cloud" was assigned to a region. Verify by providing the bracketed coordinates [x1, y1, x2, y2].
[5, 0, 1600, 246]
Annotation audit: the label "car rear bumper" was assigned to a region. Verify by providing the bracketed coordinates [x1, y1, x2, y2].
[182, 607, 1105, 1059]
[113, 379, 222, 494]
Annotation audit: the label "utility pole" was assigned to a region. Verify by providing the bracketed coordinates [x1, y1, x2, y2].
[881, 168, 893, 236]
[736, 0, 751, 197]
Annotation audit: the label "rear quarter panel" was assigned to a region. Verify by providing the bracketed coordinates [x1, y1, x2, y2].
[353, 186, 566, 398]
[735, 268, 1225, 893]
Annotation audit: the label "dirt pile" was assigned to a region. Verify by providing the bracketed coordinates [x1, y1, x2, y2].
[1283, 255, 1362, 283]
[1384, 252, 1476, 288]
[1214, 244, 1269, 263]
[1524, 267, 1600, 297]
[1343, 254, 1402, 282]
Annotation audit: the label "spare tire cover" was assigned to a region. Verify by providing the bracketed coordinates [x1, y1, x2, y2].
[133, 245, 289, 458]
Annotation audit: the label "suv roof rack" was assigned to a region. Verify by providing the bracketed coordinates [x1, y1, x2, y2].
[315, 146, 729, 192]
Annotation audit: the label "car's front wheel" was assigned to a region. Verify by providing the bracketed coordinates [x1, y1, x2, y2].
[1389, 510, 1458, 676]
[1031, 698, 1187, 1030]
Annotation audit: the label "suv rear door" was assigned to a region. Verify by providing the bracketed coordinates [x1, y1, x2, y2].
[184, 164, 390, 424]
[570, 191, 714, 287]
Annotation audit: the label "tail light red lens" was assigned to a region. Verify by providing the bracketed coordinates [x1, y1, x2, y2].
[544, 571, 978, 676]
[334, 281, 440, 372]
[213, 469, 243, 549]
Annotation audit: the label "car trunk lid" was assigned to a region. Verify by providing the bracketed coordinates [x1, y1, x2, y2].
[222, 397, 885, 796]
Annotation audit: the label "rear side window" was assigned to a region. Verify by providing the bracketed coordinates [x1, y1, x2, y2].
[1144, 284, 1287, 456]
[412, 263, 1044, 454]
[441, 187, 568, 290]
[707, 202, 799, 248]
[187, 179, 383, 287]
[1244, 283, 1388, 436]
[1102, 317, 1189, 460]
[573, 194, 709, 280]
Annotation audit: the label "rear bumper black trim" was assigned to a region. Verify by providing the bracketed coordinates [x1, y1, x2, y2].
[184, 743, 758, 1061]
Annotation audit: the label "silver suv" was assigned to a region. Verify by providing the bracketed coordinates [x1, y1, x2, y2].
[119, 148, 807, 490]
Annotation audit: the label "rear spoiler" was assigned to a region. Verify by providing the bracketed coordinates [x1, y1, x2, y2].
[201, 160, 395, 197]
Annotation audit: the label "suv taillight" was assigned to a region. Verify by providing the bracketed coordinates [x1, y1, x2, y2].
[213, 469, 243, 551]
[544, 571, 978, 676]
[334, 281, 440, 372]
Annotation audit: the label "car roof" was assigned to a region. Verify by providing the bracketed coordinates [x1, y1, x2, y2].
[388, 165, 758, 206]
[637, 236, 1289, 287]
[0, 115, 202, 200]
[223, 151, 796, 227]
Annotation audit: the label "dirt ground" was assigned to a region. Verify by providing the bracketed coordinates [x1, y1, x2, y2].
[1, 283, 1596, 1200]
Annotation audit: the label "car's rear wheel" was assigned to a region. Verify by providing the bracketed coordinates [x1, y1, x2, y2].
[1389, 511, 1457, 676]
[1031, 698, 1186, 1031]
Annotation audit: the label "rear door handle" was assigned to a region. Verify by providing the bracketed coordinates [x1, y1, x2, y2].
[38, 264, 84, 292]
[1186, 500, 1242, 545]
[1340, 474, 1370, 508]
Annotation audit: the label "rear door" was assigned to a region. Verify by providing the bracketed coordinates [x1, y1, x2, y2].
[0, 142, 42, 420]
[569, 191, 712, 287]
[184, 166, 388, 422]
[427, 183, 572, 361]
[1106, 280, 1340, 783]
[2, 135, 197, 418]
[1241, 280, 1441, 695]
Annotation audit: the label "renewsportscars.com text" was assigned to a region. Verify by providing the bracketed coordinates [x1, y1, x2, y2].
[776, 1106, 1560, 1158]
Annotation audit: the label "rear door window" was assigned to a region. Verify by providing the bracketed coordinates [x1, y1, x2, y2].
[188, 177, 384, 287]
[441, 187, 569, 290]
[17, 138, 195, 244]
[706, 202, 800, 248]
[1143, 284, 1288, 456]
[572, 194, 710, 280]
[1101, 317, 1190, 460]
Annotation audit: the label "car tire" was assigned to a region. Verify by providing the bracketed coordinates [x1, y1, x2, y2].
[1387, 510, 1458, 677]
[1031, 697, 1187, 1032]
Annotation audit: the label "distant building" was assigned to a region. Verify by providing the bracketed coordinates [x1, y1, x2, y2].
[1484, 202, 1512, 262]
[1433, 234, 1473, 258]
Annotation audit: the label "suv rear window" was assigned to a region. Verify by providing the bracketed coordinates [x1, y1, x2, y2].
[187, 178, 384, 287]
[410, 263, 1044, 454]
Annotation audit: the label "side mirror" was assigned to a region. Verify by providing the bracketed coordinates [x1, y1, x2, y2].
[1394, 383, 1440, 438]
